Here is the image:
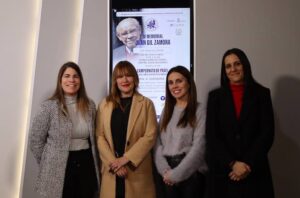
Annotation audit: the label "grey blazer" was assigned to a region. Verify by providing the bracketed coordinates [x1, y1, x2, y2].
[30, 99, 100, 198]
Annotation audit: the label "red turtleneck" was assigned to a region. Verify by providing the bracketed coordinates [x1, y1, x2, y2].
[230, 83, 244, 119]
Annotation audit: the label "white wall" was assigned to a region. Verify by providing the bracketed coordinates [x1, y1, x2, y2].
[21, 2, 108, 197]
[78, 0, 108, 101]
[0, 0, 299, 197]
[0, 0, 40, 197]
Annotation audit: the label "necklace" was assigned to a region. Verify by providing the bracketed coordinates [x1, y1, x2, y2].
[120, 97, 132, 112]
[121, 103, 130, 112]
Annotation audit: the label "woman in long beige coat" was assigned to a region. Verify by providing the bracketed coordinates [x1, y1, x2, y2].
[96, 61, 157, 198]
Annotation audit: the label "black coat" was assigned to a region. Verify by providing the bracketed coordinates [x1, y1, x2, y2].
[206, 83, 275, 198]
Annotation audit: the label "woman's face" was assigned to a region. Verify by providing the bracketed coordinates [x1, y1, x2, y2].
[224, 54, 244, 85]
[61, 67, 80, 96]
[116, 72, 135, 98]
[167, 72, 190, 102]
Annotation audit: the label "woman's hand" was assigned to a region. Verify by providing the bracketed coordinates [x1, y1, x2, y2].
[163, 170, 175, 186]
[110, 156, 129, 173]
[229, 161, 251, 181]
[115, 166, 128, 178]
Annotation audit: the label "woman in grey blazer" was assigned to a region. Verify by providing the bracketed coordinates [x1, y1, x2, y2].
[30, 62, 100, 198]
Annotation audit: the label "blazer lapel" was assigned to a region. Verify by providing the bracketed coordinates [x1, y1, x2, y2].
[126, 93, 143, 141]
[239, 86, 254, 124]
[103, 102, 114, 149]
[223, 88, 238, 124]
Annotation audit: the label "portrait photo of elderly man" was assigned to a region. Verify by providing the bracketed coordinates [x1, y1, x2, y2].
[113, 17, 143, 63]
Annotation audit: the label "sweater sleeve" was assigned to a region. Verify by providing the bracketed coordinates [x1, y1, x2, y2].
[168, 105, 207, 183]
[154, 132, 171, 176]
[29, 101, 51, 164]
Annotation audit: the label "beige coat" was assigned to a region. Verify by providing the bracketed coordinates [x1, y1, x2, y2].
[96, 93, 157, 198]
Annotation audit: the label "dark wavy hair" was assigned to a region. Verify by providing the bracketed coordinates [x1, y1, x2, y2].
[49, 62, 90, 116]
[221, 48, 256, 87]
[160, 66, 197, 132]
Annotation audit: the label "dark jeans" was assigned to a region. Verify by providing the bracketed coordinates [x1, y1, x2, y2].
[62, 148, 98, 198]
[164, 154, 206, 198]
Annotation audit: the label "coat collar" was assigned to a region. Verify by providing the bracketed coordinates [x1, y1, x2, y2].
[222, 85, 254, 124]
[102, 101, 113, 149]
[126, 93, 144, 140]
[239, 85, 255, 123]
[103, 93, 144, 149]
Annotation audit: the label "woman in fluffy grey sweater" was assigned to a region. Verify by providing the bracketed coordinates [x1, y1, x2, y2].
[154, 66, 207, 198]
[30, 62, 99, 198]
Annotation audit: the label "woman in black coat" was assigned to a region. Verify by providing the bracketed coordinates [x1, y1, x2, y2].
[206, 48, 275, 198]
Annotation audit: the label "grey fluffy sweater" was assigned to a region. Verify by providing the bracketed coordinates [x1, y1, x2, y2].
[154, 104, 207, 183]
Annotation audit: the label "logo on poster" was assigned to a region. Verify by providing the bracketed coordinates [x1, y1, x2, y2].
[146, 18, 158, 31]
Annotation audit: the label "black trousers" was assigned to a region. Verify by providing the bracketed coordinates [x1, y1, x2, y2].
[116, 176, 125, 198]
[62, 148, 98, 198]
[165, 172, 206, 198]
[164, 154, 206, 198]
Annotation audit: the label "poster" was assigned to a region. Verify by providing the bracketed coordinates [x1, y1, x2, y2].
[111, 8, 191, 118]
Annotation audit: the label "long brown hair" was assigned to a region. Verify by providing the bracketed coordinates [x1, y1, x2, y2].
[106, 61, 139, 108]
[160, 66, 197, 132]
[49, 62, 90, 116]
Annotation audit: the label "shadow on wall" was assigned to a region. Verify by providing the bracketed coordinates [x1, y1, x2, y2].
[270, 76, 300, 198]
